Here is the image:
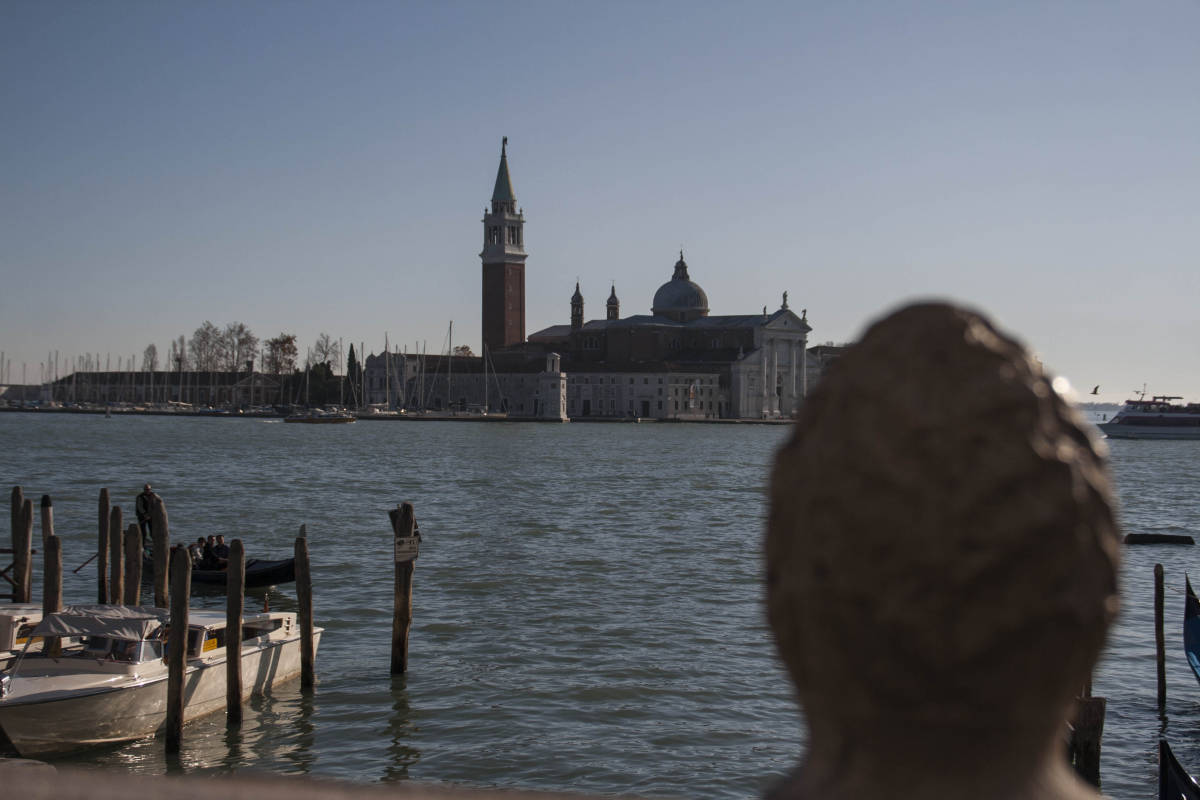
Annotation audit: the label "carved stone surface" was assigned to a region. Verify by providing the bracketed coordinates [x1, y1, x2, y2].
[765, 302, 1120, 799]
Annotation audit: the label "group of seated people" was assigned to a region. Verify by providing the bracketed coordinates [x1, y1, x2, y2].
[187, 534, 230, 570]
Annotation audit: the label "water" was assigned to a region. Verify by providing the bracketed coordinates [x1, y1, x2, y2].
[2, 412, 1199, 799]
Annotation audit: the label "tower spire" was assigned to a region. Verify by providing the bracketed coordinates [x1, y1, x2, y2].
[492, 136, 516, 210]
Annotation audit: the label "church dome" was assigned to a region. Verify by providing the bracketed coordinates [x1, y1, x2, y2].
[652, 252, 709, 321]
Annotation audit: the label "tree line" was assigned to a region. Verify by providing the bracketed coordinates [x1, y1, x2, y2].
[140, 322, 346, 377]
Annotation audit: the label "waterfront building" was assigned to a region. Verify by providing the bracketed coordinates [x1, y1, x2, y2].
[361, 350, 567, 420]
[364, 139, 821, 421]
[24, 369, 282, 408]
[527, 253, 812, 419]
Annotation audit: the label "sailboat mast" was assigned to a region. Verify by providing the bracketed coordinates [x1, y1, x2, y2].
[448, 321, 453, 412]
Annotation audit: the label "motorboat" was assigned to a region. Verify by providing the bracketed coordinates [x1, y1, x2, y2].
[0, 605, 44, 672]
[142, 554, 296, 588]
[1098, 395, 1200, 440]
[0, 604, 322, 757]
[283, 408, 356, 424]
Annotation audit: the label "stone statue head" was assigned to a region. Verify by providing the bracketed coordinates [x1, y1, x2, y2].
[766, 302, 1120, 798]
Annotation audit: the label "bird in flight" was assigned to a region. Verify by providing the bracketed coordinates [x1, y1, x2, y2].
[1090, 385, 1100, 395]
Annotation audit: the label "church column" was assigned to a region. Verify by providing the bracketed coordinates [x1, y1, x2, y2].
[770, 340, 779, 416]
[761, 339, 770, 417]
[787, 338, 796, 412]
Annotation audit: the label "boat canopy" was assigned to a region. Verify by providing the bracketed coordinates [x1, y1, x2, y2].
[32, 605, 170, 641]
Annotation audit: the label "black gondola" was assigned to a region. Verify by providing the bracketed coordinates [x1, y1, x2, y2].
[142, 555, 295, 588]
[1161, 739, 1200, 800]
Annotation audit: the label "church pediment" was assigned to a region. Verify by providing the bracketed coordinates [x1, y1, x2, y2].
[763, 308, 811, 334]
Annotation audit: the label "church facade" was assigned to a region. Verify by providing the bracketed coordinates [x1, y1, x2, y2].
[363, 140, 819, 421]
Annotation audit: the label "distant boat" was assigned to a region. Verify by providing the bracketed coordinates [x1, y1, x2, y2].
[142, 555, 295, 588]
[1185, 575, 1200, 686]
[1099, 395, 1200, 440]
[284, 409, 356, 424]
[1160, 739, 1200, 800]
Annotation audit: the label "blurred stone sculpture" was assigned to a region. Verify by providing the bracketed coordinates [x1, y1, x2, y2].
[765, 302, 1120, 800]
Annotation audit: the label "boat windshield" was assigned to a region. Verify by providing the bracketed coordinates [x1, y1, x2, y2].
[79, 637, 163, 663]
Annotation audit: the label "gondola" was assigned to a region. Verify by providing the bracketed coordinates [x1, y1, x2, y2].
[1160, 739, 1200, 800]
[142, 555, 295, 589]
[1185, 575, 1200, 685]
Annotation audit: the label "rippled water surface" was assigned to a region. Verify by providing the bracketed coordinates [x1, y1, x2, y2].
[3, 413, 1199, 799]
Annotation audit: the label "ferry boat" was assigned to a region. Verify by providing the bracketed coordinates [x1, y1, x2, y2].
[1097, 395, 1200, 440]
[0, 604, 321, 756]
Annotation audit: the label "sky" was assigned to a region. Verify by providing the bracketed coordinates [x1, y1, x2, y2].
[2, 1, 1198, 402]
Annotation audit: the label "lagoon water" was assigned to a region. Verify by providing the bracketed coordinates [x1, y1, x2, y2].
[3, 412, 1199, 799]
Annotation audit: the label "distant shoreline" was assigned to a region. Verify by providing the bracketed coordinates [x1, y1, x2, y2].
[0, 405, 792, 425]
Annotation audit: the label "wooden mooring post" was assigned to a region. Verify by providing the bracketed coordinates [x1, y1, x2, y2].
[152, 496, 170, 608]
[5, 487, 28, 602]
[109, 506, 124, 603]
[9, 486, 22, 549]
[1069, 693, 1106, 788]
[124, 524, 142, 605]
[98, 488, 110, 603]
[295, 530, 315, 689]
[389, 503, 420, 674]
[226, 539, 245, 725]
[1155, 563, 1166, 712]
[42, 535, 62, 656]
[166, 546, 191, 753]
[13, 498, 33, 603]
[40, 494, 54, 542]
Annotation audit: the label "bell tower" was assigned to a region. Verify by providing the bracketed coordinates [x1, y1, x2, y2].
[571, 282, 584, 331]
[481, 137, 527, 355]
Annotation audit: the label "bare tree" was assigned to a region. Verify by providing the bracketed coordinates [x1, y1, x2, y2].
[222, 323, 259, 371]
[142, 344, 159, 371]
[311, 332, 337, 367]
[264, 333, 298, 375]
[190, 321, 223, 371]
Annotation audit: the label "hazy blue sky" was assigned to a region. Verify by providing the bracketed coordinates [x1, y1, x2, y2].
[2, 2, 1197, 401]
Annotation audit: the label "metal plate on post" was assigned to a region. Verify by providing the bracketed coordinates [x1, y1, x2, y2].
[394, 536, 420, 563]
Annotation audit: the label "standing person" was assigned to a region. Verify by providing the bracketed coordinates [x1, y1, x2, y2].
[134, 484, 159, 548]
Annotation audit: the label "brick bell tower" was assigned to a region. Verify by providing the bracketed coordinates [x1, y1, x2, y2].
[481, 137, 527, 355]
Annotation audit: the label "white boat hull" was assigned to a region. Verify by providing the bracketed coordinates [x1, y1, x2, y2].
[0, 629, 321, 757]
[1098, 423, 1200, 440]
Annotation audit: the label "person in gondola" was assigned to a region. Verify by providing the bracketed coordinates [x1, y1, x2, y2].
[200, 535, 218, 570]
[213, 535, 230, 569]
[187, 537, 205, 566]
[134, 484, 159, 548]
